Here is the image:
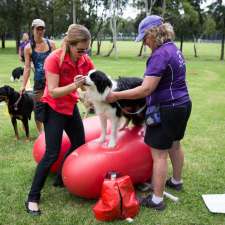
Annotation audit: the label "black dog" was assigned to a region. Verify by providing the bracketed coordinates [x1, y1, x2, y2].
[10, 67, 24, 81]
[0, 85, 34, 140]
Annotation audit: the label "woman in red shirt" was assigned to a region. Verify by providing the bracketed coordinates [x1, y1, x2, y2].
[25, 24, 94, 215]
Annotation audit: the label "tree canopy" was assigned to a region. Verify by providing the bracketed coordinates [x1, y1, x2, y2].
[0, 0, 224, 59]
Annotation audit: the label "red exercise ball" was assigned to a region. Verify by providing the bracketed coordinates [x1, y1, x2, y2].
[32, 116, 108, 173]
[83, 116, 111, 142]
[33, 132, 71, 173]
[62, 126, 153, 199]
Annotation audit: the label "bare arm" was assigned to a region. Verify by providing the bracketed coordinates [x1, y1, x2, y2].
[50, 40, 56, 51]
[20, 45, 32, 93]
[47, 72, 85, 98]
[18, 47, 22, 62]
[106, 76, 161, 102]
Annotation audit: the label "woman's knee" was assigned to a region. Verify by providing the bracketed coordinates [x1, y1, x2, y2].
[171, 141, 181, 151]
[151, 148, 168, 161]
[41, 152, 59, 165]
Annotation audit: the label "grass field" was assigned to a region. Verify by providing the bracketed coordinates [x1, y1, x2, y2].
[0, 41, 225, 225]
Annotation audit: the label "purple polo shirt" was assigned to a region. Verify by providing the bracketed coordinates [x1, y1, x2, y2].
[19, 40, 29, 53]
[145, 42, 190, 107]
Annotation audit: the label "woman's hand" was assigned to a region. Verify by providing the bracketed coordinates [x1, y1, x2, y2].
[19, 86, 25, 95]
[74, 75, 85, 89]
[106, 91, 118, 103]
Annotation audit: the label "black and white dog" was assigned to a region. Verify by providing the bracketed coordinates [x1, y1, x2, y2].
[0, 85, 34, 140]
[84, 70, 146, 148]
[10, 67, 24, 82]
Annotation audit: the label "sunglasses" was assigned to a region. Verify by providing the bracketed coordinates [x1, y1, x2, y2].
[36, 27, 45, 31]
[71, 45, 89, 54]
[77, 48, 89, 54]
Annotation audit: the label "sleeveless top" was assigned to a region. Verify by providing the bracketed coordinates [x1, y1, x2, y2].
[31, 39, 51, 81]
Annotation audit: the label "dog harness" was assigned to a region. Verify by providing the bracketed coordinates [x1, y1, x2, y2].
[14, 94, 23, 111]
[31, 39, 51, 81]
[115, 101, 146, 115]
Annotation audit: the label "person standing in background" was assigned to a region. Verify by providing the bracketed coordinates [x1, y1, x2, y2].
[19, 32, 30, 63]
[20, 19, 56, 133]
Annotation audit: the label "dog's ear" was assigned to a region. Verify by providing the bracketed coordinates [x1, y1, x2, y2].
[3, 85, 15, 96]
[96, 72, 112, 94]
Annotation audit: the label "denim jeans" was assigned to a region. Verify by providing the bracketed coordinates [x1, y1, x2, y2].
[27, 104, 85, 202]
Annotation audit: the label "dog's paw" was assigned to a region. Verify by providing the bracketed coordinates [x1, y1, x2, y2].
[95, 136, 106, 144]
[108, 140, 116, 148]
[119, 125, 127, 131]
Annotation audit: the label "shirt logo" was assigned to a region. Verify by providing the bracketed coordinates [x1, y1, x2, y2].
[176, 50, 185, 68]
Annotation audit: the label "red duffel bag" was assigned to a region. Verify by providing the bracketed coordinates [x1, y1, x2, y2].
[93, 175, 140, 221]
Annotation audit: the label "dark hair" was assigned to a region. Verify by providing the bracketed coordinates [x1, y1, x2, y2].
[30, 35, 36, 50]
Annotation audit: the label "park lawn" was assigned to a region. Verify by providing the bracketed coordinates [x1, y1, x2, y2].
[0, 41, 225, 225]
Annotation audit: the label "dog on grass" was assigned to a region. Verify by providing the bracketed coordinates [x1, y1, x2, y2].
[83, 70, 146, 148]
[10, 67, 24, 82]
[0, 85, 34, 140]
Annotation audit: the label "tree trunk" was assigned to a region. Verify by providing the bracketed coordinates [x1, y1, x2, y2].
[51, 5, 55, 37]
[91, 10, 105, 44]
[220, 25, 225, 60]
[162, 0, 166, 17]
[145, 0, 149, 15]
[15, 0, 22, 53]
[109, 0, 118, 58]
[1, 33, 5, 48]
[180, 34, 184, 52]
[138, 42, 144, 57]
[72, 0, 76, 24]
[193, 35, 198, 57]
[96, 40, 101, 55]
[105, 44, 114, 57]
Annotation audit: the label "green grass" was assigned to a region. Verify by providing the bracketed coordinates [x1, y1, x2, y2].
[0, 41, 225, 225]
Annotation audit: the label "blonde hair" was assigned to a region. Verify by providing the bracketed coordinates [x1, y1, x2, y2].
[145, 22, 175, 48]
[60, 24, 91, 65]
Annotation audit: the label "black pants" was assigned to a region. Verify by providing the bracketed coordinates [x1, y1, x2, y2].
[33, 79, 45, 122]
[28, 104, 85, 202]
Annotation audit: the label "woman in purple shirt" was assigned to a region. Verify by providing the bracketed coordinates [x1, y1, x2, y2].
[106, 15, 192, 211]
[19, 32, 29, 62]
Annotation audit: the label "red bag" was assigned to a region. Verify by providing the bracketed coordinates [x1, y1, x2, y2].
[93, 175, 140, 221]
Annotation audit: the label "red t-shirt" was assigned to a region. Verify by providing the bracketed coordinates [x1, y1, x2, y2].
[42, 49, 94, 115]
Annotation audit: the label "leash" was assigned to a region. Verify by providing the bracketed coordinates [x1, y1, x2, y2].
[115, 101, 146, 115]
[14, 94, 23, 111]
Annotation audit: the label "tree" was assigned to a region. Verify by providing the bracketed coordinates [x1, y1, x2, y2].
[132, 0, 158, 57]
[11, 0, 23, 53]
[0, 18, 7, 48]
[202, 15, 216, 38]
[0, 1, 7, 48]
[78, 0, 107, 55]
[208, 0, 225, 60]
[103, 0, 128, 58]
[165, 1, 199, 54]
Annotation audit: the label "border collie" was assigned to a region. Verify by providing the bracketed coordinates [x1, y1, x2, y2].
[84, 70, 146, 148]
[10, 67, 24, 82]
